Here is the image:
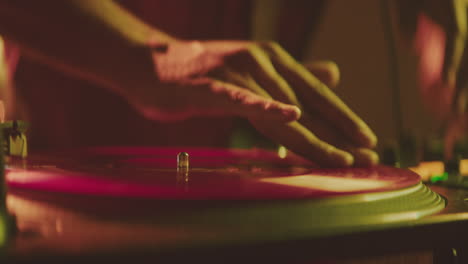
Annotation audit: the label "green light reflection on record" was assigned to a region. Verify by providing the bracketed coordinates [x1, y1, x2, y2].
[430, 172, 449, 183]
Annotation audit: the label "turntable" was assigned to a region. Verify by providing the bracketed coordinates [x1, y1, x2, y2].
[2, 143, 468, 264]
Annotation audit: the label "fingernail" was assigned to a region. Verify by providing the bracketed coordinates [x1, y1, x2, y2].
[285, 106, 301, 121]
[365, 130, 378, 148]
[271, 105, 301, 122]
[341, 151, 354, 166]
[368, 151, 379, 165]
[355, 149, 379, 167]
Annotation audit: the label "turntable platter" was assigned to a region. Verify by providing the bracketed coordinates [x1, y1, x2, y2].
[2, 147, 449, 263]
[6, 147, 422, 200]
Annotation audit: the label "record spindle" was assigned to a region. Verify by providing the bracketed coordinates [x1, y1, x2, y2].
[177, 152, 189, 189]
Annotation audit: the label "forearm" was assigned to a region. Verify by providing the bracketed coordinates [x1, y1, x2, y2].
[0, 0, 177, 96]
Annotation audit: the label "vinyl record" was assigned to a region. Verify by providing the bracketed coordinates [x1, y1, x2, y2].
[6, 147, 422, 200]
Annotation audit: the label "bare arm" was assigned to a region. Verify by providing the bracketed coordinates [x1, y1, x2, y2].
[0, 0, 175, 98]
[0, 0, 378, 167]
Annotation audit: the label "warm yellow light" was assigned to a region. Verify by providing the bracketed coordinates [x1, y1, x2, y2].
[409, 161, 444, 181]
[460, 159, 468, 175]
[259, 174, 390, 192]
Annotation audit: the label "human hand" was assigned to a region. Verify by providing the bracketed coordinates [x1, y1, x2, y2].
[396, 0, 467, 121]
[396, 0, 468, 158]
[129, 40, 377, 167]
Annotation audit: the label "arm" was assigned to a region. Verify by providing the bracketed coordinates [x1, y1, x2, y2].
[0, 0, 377, 167]
[0, 0, 174, 98]
[394, 0, 467, 120]
[395, 0, 468, 158]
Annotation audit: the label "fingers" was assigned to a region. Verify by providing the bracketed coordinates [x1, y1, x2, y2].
[221, 44, 377, 166]
[265, 43, 377, 149]
[299, 112, 379, 167]
[207, 80, 302, 122]
[303, 61, 340, 88]
[222, 45, 301, 106]
[344, 147, 379, 167]
[250, 119, 354, 167]
[219, 71, 377, 167]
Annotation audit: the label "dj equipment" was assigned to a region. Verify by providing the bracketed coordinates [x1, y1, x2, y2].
[1, 146, 468, 263]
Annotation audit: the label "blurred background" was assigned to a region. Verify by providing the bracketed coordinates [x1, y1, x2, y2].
[304, 0, 431, 149]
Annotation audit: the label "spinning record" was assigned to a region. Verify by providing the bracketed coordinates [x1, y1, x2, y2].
[3, 147, 449, 263]
[6, 147, 422, 200]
